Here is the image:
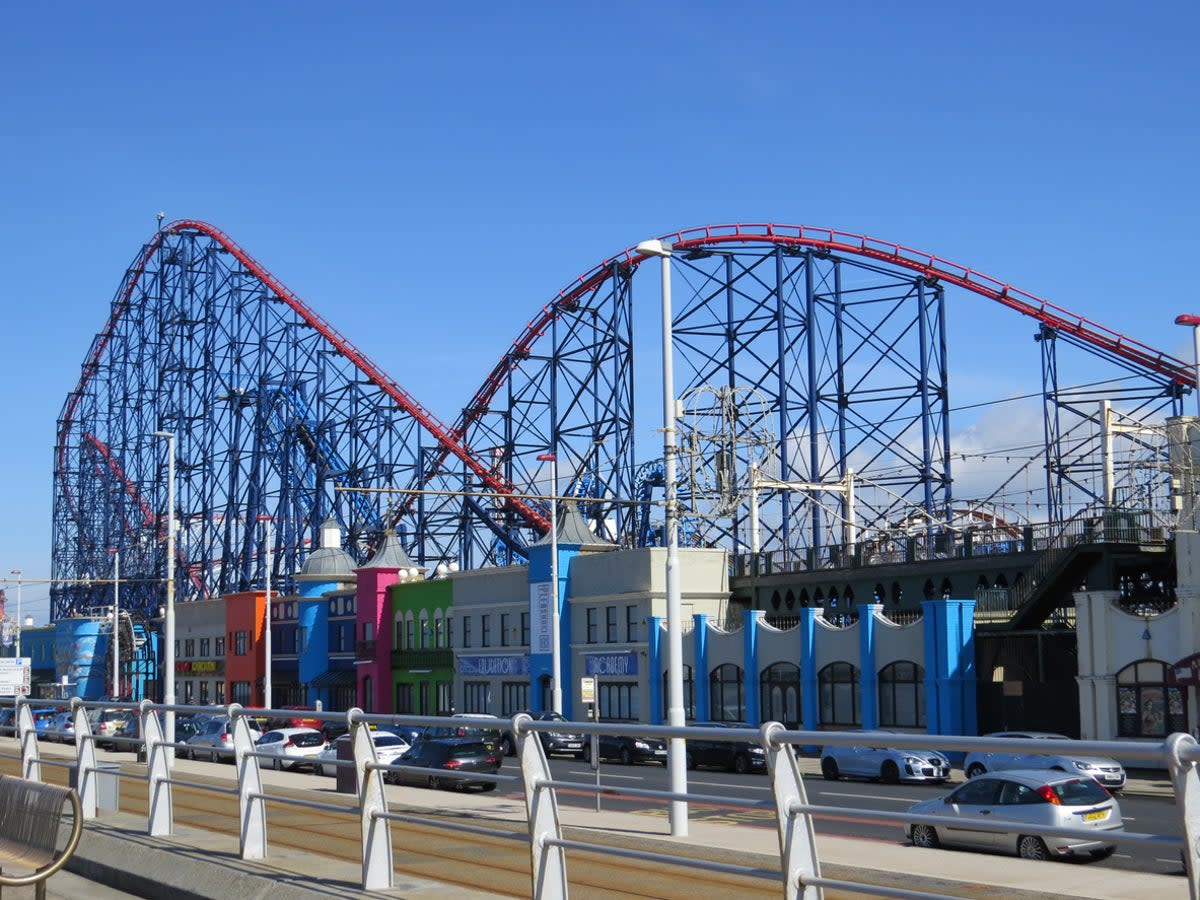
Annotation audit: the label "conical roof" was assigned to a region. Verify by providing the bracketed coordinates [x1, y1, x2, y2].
[300, 516, 358, 578]
[360, 530, 419, 571]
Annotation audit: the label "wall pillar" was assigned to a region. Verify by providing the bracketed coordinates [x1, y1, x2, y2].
[859, 604, 881, 730]
[694, 614, 710, 723]
[799, 607, 819, 732]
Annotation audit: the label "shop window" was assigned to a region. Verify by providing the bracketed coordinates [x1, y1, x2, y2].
[1116, 660, 1187, 737]
[709, 663, 745, 722]
[818, 661, 860, 726]
[879, 660, 925, 728]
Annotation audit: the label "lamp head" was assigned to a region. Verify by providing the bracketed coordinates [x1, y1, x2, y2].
[1176, 314, 1200, 327]
[636, 239, 673, 258]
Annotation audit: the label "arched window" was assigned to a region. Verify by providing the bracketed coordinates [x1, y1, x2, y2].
[1116, 660, 1187, 737]
[709, 663, 744, 723]
[419, 611, 430, 649]
[844, 586, 855, 604]
[890, 582, 902, 605]
[760, 662, 801, 728]
[662, 664, 695, 721]
[923, 579, 935, 600]
[818, 662, 860, 726]
[394, 611, 404, 649]
[770, 590, 782, 611]
[799, 589, 810, 609]
[405, 611, 415, 650]
[434, 610, 445, 648]
[873, 583, 885, 603]
[940, 578, 953, 600]
[879, 661, 925, 728]
[785, 589, 796, 610]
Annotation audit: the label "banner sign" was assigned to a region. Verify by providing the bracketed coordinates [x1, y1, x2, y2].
[530, 582, 553, 654]
[584, 652, 638, 677]
[458, 655, 531, 677]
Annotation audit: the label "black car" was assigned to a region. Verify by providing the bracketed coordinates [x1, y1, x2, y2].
[584, 732, 668, 766]
[500, 711, 586, 759]
[385, 738, 501, 791]
[686, 722, 766, 774]
[417, 717, 502, 751]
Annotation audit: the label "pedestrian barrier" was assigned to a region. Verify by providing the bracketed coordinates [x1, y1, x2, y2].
[1, 696, 1198, 900]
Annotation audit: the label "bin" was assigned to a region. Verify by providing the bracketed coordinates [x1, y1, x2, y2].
[335, 736, 357, 794]
[70, 761, 120, 811]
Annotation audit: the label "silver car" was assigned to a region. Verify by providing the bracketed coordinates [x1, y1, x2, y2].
[820, 732, 951, 784]
[184, 715, 265, 762]
[963, 732, 1126, 792]
[907, 770, 1122, 860]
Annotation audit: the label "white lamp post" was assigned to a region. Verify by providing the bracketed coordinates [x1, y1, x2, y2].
[9, 569, 21, 660]
[1175, 314, 1200, 418]
[536, 451, 562, 715]
[636, 237, 687, 836]
[153, 430, 176, 754]
[107, 548, 120, 699]
[257, 514, 273, 710]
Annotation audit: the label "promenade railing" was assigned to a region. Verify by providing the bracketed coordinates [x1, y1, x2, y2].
[0, 697, 1197, 900]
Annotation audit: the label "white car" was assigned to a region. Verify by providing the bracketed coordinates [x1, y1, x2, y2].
[963, 732, 1126, 792]
[255, 727, 328, 771]
[314, 730, 411, 777]
[820, 732, 951, 784]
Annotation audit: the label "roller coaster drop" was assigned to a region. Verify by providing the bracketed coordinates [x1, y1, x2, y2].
[51, 221, 1194, 620]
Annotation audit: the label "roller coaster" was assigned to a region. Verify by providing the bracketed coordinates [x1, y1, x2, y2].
[50, 221, 1195, 620]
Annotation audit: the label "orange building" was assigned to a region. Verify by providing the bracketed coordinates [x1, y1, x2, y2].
[223, 590, 267, 707]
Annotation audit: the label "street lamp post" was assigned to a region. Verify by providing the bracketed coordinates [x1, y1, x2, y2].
[107, 548, 120, 699]
[9, 570, 21, 659]
[257, 515, 273, 710]
[636, 237, 687, 836]
[537, 452, 562, 714]
[1175, 314, 1200, 418]
[153, 430, 176, 753]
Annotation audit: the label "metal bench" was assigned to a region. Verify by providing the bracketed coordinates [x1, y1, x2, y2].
[0, 775, 83, 900]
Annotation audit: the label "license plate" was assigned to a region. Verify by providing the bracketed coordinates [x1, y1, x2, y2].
[565, 742, 581, 749]
[1083, 810, 1107, 822]
[654, 749, 667, 755]
[1103, 774, 1121, 781]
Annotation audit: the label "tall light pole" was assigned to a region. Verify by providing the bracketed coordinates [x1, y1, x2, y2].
[257, 514, 273, 710]
[107, 548, 120, 699]
[1175, 314, 1200, 418]
[636, 237, 687, 836]
[9, 570, 21, 660]
[153, 430, 176, 753]
[537, 451, 562, 714]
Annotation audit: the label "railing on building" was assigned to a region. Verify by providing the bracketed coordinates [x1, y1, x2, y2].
[5, 696, 1195, 900]
[389, 648, 454, 668]
[878, 608, 924, 627]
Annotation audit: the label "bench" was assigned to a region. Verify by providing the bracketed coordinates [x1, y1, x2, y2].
[0, 775, 83, 900]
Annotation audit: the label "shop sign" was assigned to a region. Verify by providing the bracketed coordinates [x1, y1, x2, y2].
[458, 655, 530, 676]
[584, 652, 638, 677]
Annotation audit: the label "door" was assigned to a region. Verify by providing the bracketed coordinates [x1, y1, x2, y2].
[940, 778, 1002, 849]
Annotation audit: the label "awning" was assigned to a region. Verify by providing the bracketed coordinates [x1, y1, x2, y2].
[310, 669, 355, 688]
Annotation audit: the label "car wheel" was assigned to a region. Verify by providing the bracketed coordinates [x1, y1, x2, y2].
[1017, 835, 1050, 860]
[1090, 847, 1115, 861]
[187, 749, 196, 761]
[881, 760, 901, 784]
[821, 757, 839, 781]
[500, 736, 515, 757]
[910, 825, 939, 849]
[733, 754, 750, 776]
[620, 748, 633, 766]
[966, 762, 987, 779]
[686, 751, 696, 770]
[272, 758, 281, 771]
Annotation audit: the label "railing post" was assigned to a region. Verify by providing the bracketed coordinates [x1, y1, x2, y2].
[1165, 732, 1200, 900]
[16, 697, 40, 782]
[232, 705, 267, 860]
[143, 701, 173, 836]
[762, 722, 822, 900]
[515, 713, 567, 899]
[72, 702, 98, 819]
[353, 714, 393, 890]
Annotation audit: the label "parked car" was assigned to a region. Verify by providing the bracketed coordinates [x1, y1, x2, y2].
[255, 727, 328, 771]
[963, 732, 1126, 792]
[266, 706, 323, 731]
[820, 731, 951, 784]
[0, 707, 15, 736]
[500, 711, 586, 759]
[417, 714, 503, 751]
[686, 722, 766, 774]
[87, 708, 135, 750]
[314, 730, 411, 777]
[906, 770, 1122, 860]
[185, 715, 266, 762]
[385, 737, 501, 791]
[45, 710, 77, 744]
[584, 732, 668, 766]
[31, 707, 61, 737]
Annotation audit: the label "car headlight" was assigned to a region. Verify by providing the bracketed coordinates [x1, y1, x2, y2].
[634, 741, 649, 749]
[749, 747, 764, 754]
[903, 756, 923, 766]
[1072, 760, 1096, 771]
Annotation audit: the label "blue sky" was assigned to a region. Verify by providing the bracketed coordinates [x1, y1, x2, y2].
[1, 2, 1196, 624]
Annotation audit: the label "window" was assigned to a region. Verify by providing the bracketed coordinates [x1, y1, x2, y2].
[419, 614, 429, 649]
[231, 681, 251, 705]
[462, 616, 472, 649]
[463, 681, 490, 713]
[520, 612, 530, 646]
[819, 662, 861, 726]
[1117, 660, 1187, 737]
[879, 661, 925, 728]
[174, 639, 181, 658]
[586, 608, 598, 644]
[606, 606, 617, 642]
[184, 639, 195, 658]
[625, 605, 638, 642]
[951, 779, 1000, 806]
[184, 681, 195, 703]
[297, 630, 306, 654]
[395, 683, 414, 713]
[662, 665, 695, 721]
[598, 681, 639, 721]
[500, 613, 510, 647]
[215, 682, 226, 704]
[215, 636, 225, 657]
[501, 681, 529, 715]
[481, 614, 491, 648]
[437, 682, 453, 716]
[406, 615, 415, 651]
[709, 663, 744, 722]
[435, 614, 445, 648]
[198, 681, 209, 704]
[234, 631, 247, 656]
[363, 621, 374, 642]
[760, 662, 801, 728]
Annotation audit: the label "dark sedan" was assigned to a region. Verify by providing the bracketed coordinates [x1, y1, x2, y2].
[501, 711, 586, 758]
[385, 738, 501, 791]
[585, 732, 668, 766]
[686, 722, 767, 774]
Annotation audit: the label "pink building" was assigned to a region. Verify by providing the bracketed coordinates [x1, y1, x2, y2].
[355, 531, 422, 713]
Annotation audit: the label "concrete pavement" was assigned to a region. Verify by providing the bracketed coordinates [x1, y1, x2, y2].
[5, 744, 1190, 899]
